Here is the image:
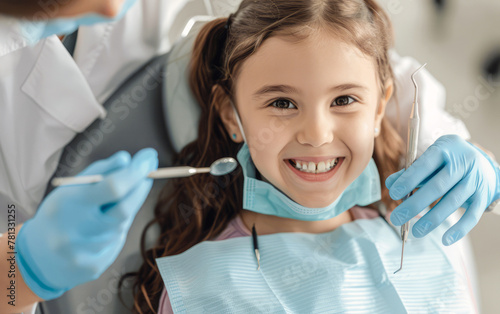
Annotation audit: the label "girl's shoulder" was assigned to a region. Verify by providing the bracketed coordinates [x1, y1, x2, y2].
[214, 215, 252, 241]
[349, 206, 380, 220]
[158, 216, 252, 313]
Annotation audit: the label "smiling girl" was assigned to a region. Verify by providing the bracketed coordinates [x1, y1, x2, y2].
[123, 0, 477, 312]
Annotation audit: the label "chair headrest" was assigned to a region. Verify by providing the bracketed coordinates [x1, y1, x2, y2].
[162, 27, 205, 154]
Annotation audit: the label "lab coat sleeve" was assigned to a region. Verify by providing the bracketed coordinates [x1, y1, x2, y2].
[0, 37, 106, 224]
[386, 50, 471, 156]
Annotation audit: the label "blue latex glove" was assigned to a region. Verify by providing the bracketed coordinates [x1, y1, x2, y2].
[20, 0, 138, 44]
[16, 148, 158, 300]
[386, 135, 500, 246]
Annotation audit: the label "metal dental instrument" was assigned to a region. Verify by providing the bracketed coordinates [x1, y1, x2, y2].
[394, 63, 427, 275]
[252, 224, 261, 270]
[51, 157, 239, 186]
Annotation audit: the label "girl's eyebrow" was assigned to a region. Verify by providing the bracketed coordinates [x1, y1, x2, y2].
[252, 83, 368, 99]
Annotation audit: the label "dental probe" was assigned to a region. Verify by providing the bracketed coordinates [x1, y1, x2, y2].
[394, 63, 427, 275]
[51, 157, 238, 186]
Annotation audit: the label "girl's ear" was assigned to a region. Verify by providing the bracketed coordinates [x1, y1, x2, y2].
[374, 80, 394, 137]
[213, 85, 244, 143]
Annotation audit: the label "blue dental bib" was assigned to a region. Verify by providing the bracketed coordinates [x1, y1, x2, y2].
[156, 217, 475, 313]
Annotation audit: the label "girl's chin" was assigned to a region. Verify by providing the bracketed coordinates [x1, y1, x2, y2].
[290, 194, 340, 208]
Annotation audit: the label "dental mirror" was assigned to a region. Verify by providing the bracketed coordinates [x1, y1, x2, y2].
[208, 157, 239, 176]
[51, 157, 239, 186]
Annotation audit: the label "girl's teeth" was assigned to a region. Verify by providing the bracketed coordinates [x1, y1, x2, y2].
[317, 161, 326, 172]
[291, 158, 339, 174]
[308, 162, 315, 172]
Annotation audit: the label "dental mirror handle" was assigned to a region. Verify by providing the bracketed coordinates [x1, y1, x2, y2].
[147, 167, 210, 179]
[51, 166, 212, 186]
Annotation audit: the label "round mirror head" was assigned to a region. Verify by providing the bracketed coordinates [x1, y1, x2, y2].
[210, 157, 238, 176]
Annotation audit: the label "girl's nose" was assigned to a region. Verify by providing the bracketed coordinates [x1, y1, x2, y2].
[296, 110, 334, 147]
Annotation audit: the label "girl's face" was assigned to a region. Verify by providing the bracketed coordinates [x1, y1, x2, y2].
[220, 30, 392, 208]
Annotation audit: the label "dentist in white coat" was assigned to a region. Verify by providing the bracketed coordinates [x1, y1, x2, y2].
[0, 1, 189, 313]
[0, 0, 189, 221]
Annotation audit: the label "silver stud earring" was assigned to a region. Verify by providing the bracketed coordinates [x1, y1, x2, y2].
[375, 127, 380, 135]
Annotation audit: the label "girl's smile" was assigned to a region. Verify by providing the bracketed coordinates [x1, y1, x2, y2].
[285, 156, 344, 182]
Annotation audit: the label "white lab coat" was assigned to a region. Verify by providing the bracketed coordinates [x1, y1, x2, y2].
[0, 0, 189, 224]
[386, 50, 470, 156]
[0, 3, 192, 313]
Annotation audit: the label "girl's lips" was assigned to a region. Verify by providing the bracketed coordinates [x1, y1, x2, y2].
[285, 157, 344, 182]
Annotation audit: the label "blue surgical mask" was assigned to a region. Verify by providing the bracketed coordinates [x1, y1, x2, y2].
[232, 103, 381, 221]
[18, 0, 138, 45]
[236, 143, 381, 221]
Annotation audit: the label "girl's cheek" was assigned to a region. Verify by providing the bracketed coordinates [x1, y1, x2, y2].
[248, 118, 289, 147]
[339, 116, 372, 137]
[338, 119, 375, 152]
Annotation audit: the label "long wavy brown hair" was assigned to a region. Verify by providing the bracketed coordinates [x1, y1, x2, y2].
[120, 0, 404, 312]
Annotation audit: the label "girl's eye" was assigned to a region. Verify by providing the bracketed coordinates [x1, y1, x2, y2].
[267, 96, 356, 111]
[334, 96, 356, 106]
[269, 99, 296, 110]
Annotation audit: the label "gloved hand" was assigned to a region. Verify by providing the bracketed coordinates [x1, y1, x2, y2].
[19, 0, 138, 44]
[386, 135, 500, 246]
[16, 148, 158, 300]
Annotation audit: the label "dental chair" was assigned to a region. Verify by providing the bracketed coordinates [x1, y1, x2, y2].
[37, 51, 174, 314]
[35, 4, 480, 314]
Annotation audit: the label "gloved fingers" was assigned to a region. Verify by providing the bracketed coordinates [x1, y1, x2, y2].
[71, 231, 120, 255]
[385, 169, 404, 190]
[390, 166, 459, 226]
[101, 177, 154, 224]
[385, 168, 435, 190]
[90, 148, 158, 205]
[60, 242, 122, 285]
[78, 151, 131, 176]
[412, 177, 475, 238]
[442, 196, 486, 246]
[388, 145, 445, 200]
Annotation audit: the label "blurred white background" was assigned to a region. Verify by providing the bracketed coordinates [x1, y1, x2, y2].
[171, 0, 500, 312]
